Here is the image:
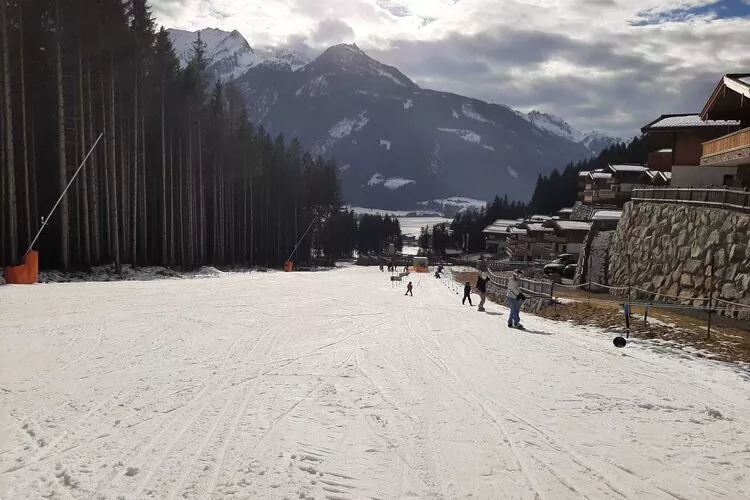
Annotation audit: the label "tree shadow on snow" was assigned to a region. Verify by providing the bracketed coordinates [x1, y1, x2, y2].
[485, 312, 504, 316]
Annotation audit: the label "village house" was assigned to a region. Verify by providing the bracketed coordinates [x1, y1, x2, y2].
[578, 164, 673, 208]
[579, 169, 615, 206]
[506, 222, 554, 261]
[542, 220, 592, 257]
[606, 164, 651, 206]
[699, 73, 750, 188]
[481, 219, 520, 255]
[641, 112, 740, 187]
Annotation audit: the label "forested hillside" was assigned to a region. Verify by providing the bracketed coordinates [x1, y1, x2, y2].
[527, 136, 648, 214]
[0, 0, 342, 271]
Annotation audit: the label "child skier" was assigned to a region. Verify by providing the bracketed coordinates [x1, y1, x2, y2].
[405, 281, 414, 296]
[506, 269, 524, 329]
[462, 281, 473, 305]
[476, 273, 488, 311]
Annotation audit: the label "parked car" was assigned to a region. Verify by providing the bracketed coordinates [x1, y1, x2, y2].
[562, 263, 577, 278]
[543, 254, 577, 276]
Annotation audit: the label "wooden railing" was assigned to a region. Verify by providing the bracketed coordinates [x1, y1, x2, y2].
[702, 127, 750, 157]
[632, 187, 750, 212]
[488, 272, 554, 298]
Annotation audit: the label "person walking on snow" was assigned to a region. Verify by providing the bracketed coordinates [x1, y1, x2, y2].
[405, 281, 413, 296]
[462, 282, 473, 306]
[507, 269, 523, 328]
[476, 273, 488, 311]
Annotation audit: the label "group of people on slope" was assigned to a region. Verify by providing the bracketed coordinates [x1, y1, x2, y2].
[463, 269, 524, 329]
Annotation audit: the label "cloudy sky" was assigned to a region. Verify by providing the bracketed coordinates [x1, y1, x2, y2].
[152, 0, 750, 138]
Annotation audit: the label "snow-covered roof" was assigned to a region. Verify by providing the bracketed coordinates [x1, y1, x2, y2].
[641, 114, 739, 132]
[592, 210, 622, 221]
[645, 170, 659, 179]
[508, 227, 527, 235]
[525, 223, 554, 232]
[557, 207, 574, 214]
[578, 171, 590, 177]
[589, 172, 612, 180]
[608, 164, 649, 173]
[482, 219, 520, 234]
[529, 215, 552, 222]
[553, 220, 591, 232]
[655, 149, 672, 153]
[660, 171, 672, 180]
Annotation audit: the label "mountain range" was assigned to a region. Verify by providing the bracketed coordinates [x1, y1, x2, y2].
[168, 28, 622, 210]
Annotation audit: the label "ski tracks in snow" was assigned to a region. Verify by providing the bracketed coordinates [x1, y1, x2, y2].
[2, 269, 750, 499]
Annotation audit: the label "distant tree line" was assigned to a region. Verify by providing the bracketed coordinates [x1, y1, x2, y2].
[419, 137, 649, 256]
[419, 195, 527, 254]
[527, 136, 648, 215]
[0, 0, 351, 271]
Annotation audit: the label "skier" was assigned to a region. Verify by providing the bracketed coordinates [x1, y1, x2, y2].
[405, 281, 414, 296]
[476, 273, 488, 311]
[462, 281, 473, 306]
[506, 269, 524, 329]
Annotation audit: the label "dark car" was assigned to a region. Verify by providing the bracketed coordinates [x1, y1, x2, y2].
[543, 254, 577, 276]
[562, 263, 577, 278]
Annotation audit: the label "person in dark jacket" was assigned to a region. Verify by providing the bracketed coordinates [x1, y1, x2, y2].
[462, 281, 473, 305]
[476, 273, 488, 311]
[405, 281, 413, 296]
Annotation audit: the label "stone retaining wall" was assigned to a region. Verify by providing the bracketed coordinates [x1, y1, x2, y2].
[609, 202, 750, 319]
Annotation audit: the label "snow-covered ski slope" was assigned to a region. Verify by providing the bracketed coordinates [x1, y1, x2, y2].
[1, 266, 749, 499]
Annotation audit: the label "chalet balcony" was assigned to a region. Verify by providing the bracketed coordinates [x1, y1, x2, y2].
[701, 127, 750, 167]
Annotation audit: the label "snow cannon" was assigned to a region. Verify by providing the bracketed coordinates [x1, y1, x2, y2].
[4, 133, 104, 285]
[3, 251, 39, 285]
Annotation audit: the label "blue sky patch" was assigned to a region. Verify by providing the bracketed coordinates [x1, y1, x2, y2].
[633, 0, 750, 26]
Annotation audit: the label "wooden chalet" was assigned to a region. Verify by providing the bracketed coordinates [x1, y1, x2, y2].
[700, 73, 750, 188]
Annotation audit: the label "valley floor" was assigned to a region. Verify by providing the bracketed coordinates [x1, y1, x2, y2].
[1, 266, 749, 499]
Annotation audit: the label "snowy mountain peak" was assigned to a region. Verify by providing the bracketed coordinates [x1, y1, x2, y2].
[167, 28, 312, 82]
[524, 110, 585, 143]
[522, 110, 621, 155]
[308, 43, 416, 88]
[581, 131, 623, 153]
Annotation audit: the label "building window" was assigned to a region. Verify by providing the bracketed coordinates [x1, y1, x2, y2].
[723, 174, 735, 187]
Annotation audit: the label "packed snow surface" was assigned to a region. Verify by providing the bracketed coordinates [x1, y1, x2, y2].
[421, 196, 487, 210]
[397, 216, 453, 237]
[2, 267, 750, 499]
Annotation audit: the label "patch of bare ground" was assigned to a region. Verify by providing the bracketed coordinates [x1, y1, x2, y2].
[538, 299, 750, 364]
[450, 270, 750, 364]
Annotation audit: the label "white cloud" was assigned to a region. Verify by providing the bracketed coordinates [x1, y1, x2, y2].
[151, 0, 750, 137]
